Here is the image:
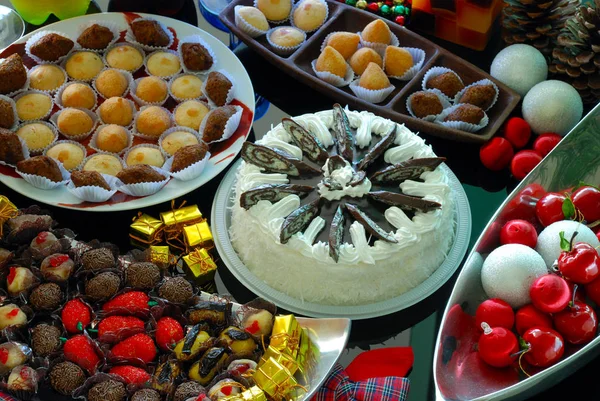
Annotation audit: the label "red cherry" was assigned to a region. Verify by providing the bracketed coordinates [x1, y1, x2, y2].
[480, 137, 514, 171]
[585, 276, 600, 305]
[515, 304, 553, 336]
[529, 274, 570, 313]
[475, 299, 514, 330]
[503, 117, 531, 149]
[499, 219, 537, 248]
[553, 301, 598, 345]
[500, 183, 546, 224]
[535, 193, 567, 227]
[558, 235, 600, 284]
[533, 133, 562, 157]
[567, 281, 586, 303]
[510, 150, 543, 180]
[35, 232, 48, 244]
[522, 327, 564, 367]
[572, 186, 600, 222]
[477, 323, 518, 368]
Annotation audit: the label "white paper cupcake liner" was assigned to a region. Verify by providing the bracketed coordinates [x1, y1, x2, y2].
[266, 26, 306, 56]
[24, 30, 78, 65]
[144, 49, 182, 80]
[0, 95, 19, 131]
[116, 166, 170, 197]
[13, 90, 54, 122]
[89, 124, 134, 156]
[129, 76, 169, 107]
[406, 89, 451, 122]
[60, 51, 106, 83]
[96, 97, 137, 129]
[289, 0, 329, 33]
[436, 104, 489, 133]
[358, 30, 399, 57]
[17, 157, 71, 190]
[158, 126, 204, 157]
[254, 0, 291, 24]
[384, 47, 425, 81]
[453, 78, 500, 112]
[92, 68, 134, 100]
[81, 151, 126, 176]
[199, 105, 243, 144]
[27, 64, 68, 94]
[349, 79, 395, 104]
[0, 136, 30, 168]
[234, 6, 269, 38]
[122, 143, 166, 168]
[125, 17, 175, 52]
[54, 82, 98, 110]
[43, 139, 87, 171]
[172, 99, 212, 130]
[178, 35, 218, 75]
[422, 66, 464, 102]
[203, 69, 236, 107]
[169, 73, 205, 103]
[15, 120, 58, 155]
[67, 173, 120, 203]
[132, 105, 174, 140]
[311, 60, 354, 88]
[162, 150, 210, 181]
[50, 107, 98, 141]
[75, 20, 121, 53]
[103, 42, 146, 73]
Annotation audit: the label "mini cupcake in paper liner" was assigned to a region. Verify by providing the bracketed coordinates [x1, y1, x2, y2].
[172, 99, 212, 131]
[144, 49, 182, 80]
[349, 79, 395, 104]
[59, 51, 106, 83]
[50, 107, 98, 142]
[67, 173, 120, 203]
[75, 20, 121, 53]
[289, 0, 329, 34]
[125, 17, 175, 52]
[421, 66, 465, 102]
[436, 103, 489, 133]
[92, 68, 134, 100]
[0, 95, 19, 131]
[103, 42, 146, 74]
[24, 30, 78, 65]
[253, 0, 292, 24]
[15, 120, 58, 155]
[178, 35, 218, 75]
[203, 69, 236, 108]
[199, 105, 243, 144]
[54, 82, 98, 111]
[44, 140, 87, 172]
[406, 89, 451, 122]
[13, 90, 54, 123]
[234, 6, 269, 38]
[311, 59, 354, 88]
[169, 73, 205, 103]
[16, 157, 71, 190]
[27, 64, 68, 94]
[96, 97, 137, 130]
[132, 105, 174, 141]
[122, 143, 166, 168]
[116, 166, 170, 197]
[384, 47, 425, 81]
[158, 126, 204, 157]
[130, 77, 169, 107]
[162, 149, 211, 181]
[89, 124, 134, 156]
[358, 30, 399, 57]
[266, 26, 306, 56]
[453, 78, 499, 112]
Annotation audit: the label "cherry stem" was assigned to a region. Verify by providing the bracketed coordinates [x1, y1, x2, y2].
[572, 284, 579, 307]
[481, 322, 492, 335]
[510, 349, 528, 358]
[518, 350, 531, 378]
[569, 231, 579, 251]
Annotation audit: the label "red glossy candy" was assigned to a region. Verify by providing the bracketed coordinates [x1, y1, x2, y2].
[475, 298, 514, 330]
[504, 117, 531, 149]
[554, 301, 598, 345]
[49, 254, 69, 267]
[499, 219, 537, 248]
[533, 133, 562, 157]
[395, 15, 405, 25]
[529, 274, 570, 313]
[477, 323, 518, 368]
[7, 267, 16, 285]
[480, 137, 514, 171]
[367, 2, 379, 11]
[535, 193, 566, 227]
[515, 304, 553, 336]
[501, 183, 546, 224]
[586, 276, 600, 305]
[522, 327, 564, 367]
[572, 186, 600, 222]
[558, 240, 600, 284]
[510, 150, 543, 180]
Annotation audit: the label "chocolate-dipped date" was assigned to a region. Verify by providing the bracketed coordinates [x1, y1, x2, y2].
[186, 301, 231, 327]
[329, 205, 345, 263]
[282, 118, 329, 163]
[153, 360, 181, 393]
[367, 191, 441, 213]
[240, 184, 314, 210]
[333, 104, 354, 162]
[370, 157, 446, 184]
[173, 324, 213, 361]
[356, 126, 397, 170]
[345, 203, 398, 243]
[218, 326, 256, 356]
[241, 142, 319, 176]
[189, 347, 229, 385]
[280, 199, 321, 244]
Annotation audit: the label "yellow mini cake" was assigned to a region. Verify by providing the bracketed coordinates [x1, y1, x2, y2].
[135, 76, 168, 104]
[292, 0, 327, 32]
[16, 93, 52, 121]
[171, 75, 203, 100]
[95, 125, 129, 154]
[105, 45, 144, 72]
[315, 46, 347, 78]
[174, 100, 210, 130]
[359, 62, 390, 90]
[17, 123, 55, 151]
[236, 6, 269, 31]
[362, 19, 392, 44]
[136, 106, 171, 138]
[98, 97, 134, 126]
[256, 0, 292, 22]
[269, 27, 304, 48]
[126, 146, 165, 167]
[46, 142, 85, 170]
[384, 46, 413, 77]
[95, 69, 129, 98]
[326, 32, 360, 60]
[147, 52, 181, 77]
[83, 154, 123, 176]
[61, 83, 96, 110]
[349, 47, 383, 75]
[57, 108, 94, 137]
[29, 65, 65, 92]
[65, 51, 104, 81]
[161, 131, 200, 156]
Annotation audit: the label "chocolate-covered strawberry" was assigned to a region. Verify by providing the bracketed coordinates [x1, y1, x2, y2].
[108, 365, 150, 385]
[97, 316, 145, 343]
[155, 317, 184, 351]
[111, 333, 157, 364]
[62, 299, 92, 333]
[558, 231, 600, 284]
[102, 291, 154, 316]
[63, 334, 101, 374]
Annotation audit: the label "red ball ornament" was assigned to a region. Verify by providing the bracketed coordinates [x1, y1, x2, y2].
[554, 301, 598, 345]
[499, 219, 537, 248]
[522, 327, 564, 367]
[367, 2, 380, 11]
[511, 150, 543, 180]
[395, 15, 405, 24]
[478, 323, 518, 368]
[529, 274, 571, 313]
[504, 117, 531, 149]
[480, 137, 514, 171]
[572, 186, 600, 222]
[475, 298, 515, 330]
[533, 133, 562, 157]
[515, 304, 552, 336]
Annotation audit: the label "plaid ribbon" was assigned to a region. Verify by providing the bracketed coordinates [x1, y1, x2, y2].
[313, 364, 410, 401]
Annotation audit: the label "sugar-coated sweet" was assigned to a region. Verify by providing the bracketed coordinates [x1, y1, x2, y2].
[136, 76, 168, 103]
[16, 93, 52, 121]
[181, 43, 214, 72]
[83, 154, 123, 176]
[30, 33, 74, 61]
[0, 130, 25, 165]
[269, 26, 304, 48]
[57, 108, 94, 137]
[126, 146, 165, 167]
[444, 104, 484, 124]
[171, 75, 203, 100]
[65, 51, 104, 81]
[29, 231, 61, 260]
[17, 123, 55, 151]
[326, 32, 360, 60]
[29, 65, 65, 91]
[202, 106, 237, 143]
[71, 170, 110, 190]
[236, 6, 269, 31]
[0, 55, 27, 95]
[106, 45, 144, 72]
[175, 101, 210, 130]
[147, 51, 181, 77]
[136, 106, 171, 137]
[0, 343, 30, 375]
[349, 47, 382, 75]
[61, 83, 96, 109]
[458, 84, 496, 110]
[117, 164, 166, 184]
[293, 0, 327, 32]
[410, 91, 443, 118]
[95, 125, 129, 153]
[316, 46, 347, 78]
[241, 309, 274, 337]
[0, 99, 15, 129]
[426, 71, 464, 98]
[95, 69, 129, 98]
[78, 24, 114, 49]
[205, 71, 233, 107]
[359, 62, 390, 90]
[46, 142, 85, 171]
[361, 19, 392, 44]
[131, 19, 170, 47]
[171, 143, 209, 172]
[98, 97, 134, 126]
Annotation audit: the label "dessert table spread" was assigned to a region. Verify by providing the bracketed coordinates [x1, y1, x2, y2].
[1, 0, 600, 400]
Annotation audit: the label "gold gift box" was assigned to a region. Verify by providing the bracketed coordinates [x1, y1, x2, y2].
[270, 315, 301, 359]
[0, 196, 18, 237]
[222, 386, 267, 401]
[130, 213, 163, 244]
[253, 357, 298, 401]
[160, 205, 203, 226]
[150, 246, 171, 265]
[183, 221, 214, 249]
[260, 346, 299, 375]
[182, 248, 217, 284]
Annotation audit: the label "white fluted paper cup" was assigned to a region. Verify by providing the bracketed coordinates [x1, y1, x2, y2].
[17, 157, 71, 190]
[67, 173, 120, 202]
[406, 89, 451, 122]
[436, 104, 489, 133]
[311, 60, 354, 88]
[162, 150, 210, 181]
[116, 166, 170, 197]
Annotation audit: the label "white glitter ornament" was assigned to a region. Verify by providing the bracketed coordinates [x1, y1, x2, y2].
[490, 44, 547, 97]
[481, 244, 547, 308]
[535, 220, 599, 268]
[522, 80, 583, 136]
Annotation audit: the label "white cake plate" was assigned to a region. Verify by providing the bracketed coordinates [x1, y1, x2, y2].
[211, 159, 472, 320]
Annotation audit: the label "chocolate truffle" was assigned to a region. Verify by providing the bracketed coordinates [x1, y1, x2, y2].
[30, 231, 61, 260]
[41, 254, 74, 282]
[30, 33, 74, 61]
[71, 170, 111, 190]
[174, 381, 204, 401]
[202, 106, 237, 143]
[131, 19, 170, 47]
[7, 365, 38, 393]
[31, 323, 62, 356]
[458, 84, 496, 110]
[444, 104, 485, 124]
[410, 91, 443, 118]
[85, 271, 121, 301]
[0, 99, 15, 129]
[17, 156, 63, 182]
[0, 55, 27, 94]
[125, 262, 160, 290]
[0, 130, 25, 165]
[88, 379, 126, 401]
[132, 389, 161, 401]
[116, 164, 166, 184]
[205, 71, 232, 107]
[49, 361, 85, 396]
[181, 43, 213, 72]
[82, 248, 115, 271]
[159, 277, 193, 304]
[426, 71, 464, 98]
[78, 24, 114, 50]
[29, 283, 63, 311]
[171, 143, 209, 172]
[6, 214, 53, 244]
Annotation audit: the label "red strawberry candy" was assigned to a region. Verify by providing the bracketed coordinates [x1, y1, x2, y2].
[155, 317, 184, 351]
[111, 333, 156, 364]
[63, 334, 101, 374]
[97, 316, 145, 343]
[108, 365, 150, 385]
[504, 117, 531, 149]
[62, 299, 91, 333]
[480, 137, 514, 171]
[102, 291, 153, 316]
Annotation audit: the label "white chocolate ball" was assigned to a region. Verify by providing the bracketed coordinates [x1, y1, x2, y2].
[490, 44, 547, 97]
[535, 220, 599, 268]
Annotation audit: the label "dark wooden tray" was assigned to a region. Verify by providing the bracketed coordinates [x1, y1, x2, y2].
[219, 0, 521, 143]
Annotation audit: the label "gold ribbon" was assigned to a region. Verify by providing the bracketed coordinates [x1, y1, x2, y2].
[253, 358, 305, 401]
[185, 248, 216, 272]
[0, 196, 18, 237]
[161, 200, 204, 252]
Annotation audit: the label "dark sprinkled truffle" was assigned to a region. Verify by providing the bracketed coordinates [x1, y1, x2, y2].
[49, 361, 85, 395]
[85, 272, 121, 301]
[82, 248, 115, 271]
[159, 277, 193, 304]
[87, 379, 126, 401]
[125, 262, 160, 290]
[29, 283, 63, 311]
[131, 389, 161, 401]
[174, 381, 204, 401]
[31, 323, 62, 357]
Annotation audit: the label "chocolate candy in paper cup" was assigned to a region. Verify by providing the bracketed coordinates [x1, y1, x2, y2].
[25, 30, 77, 65]
[44, 140, 87, 171]
[0, 58, 29, 98]
[75, 20, 121, 53]
[126, 17, 175, 51]
[67, 173, 120, 203]
[234, 6, 269, 38]
[178, 35, 218, 74]
[266, 26, 306, 56]
[116, 166, 170, 197]
[0, 135, 29, 168]
[422, 66, 465, 101]
[384, 47, 425, 81]
[453, 78, 499, 112]
[17, 156, 71, 190]
[54, 82, 98, 110]
[311, 59, 354, 88]
[199, 105, 243, 144]
[15, 120, 58, 155]
[50, 107, 98, 141]
[349, 79, 395, 104]
[203, 69, 236, 108]
[406, 89, 451, 122]
[436, 103, 489, 133]
[0, 95, 21, 131]
[13, 90, 54, 123]
[162, 150, 211, 182]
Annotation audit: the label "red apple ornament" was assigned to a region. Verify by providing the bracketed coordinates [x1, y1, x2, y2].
[478, 322, 518, 368]
[515, 304, 553, 336]
[536, 193, 567, 227]
[554, 301, 598, 345]
[572, 186, 600, 223]
[529, 274, 570, 313]
[533, 133, 562, 157]
[475, 299, 515, 330]
[480, 137, 514, 171]
[521, 327, 564, 368]
[511, 150, 543, 180]
[500, 220, 538, 248]
[557, 231, 600, 284]
[504, 117, 531, 149]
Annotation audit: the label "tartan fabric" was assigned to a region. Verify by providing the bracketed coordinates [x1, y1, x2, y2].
[313, 363, 410, 401]
[0, 392, 17, 401]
